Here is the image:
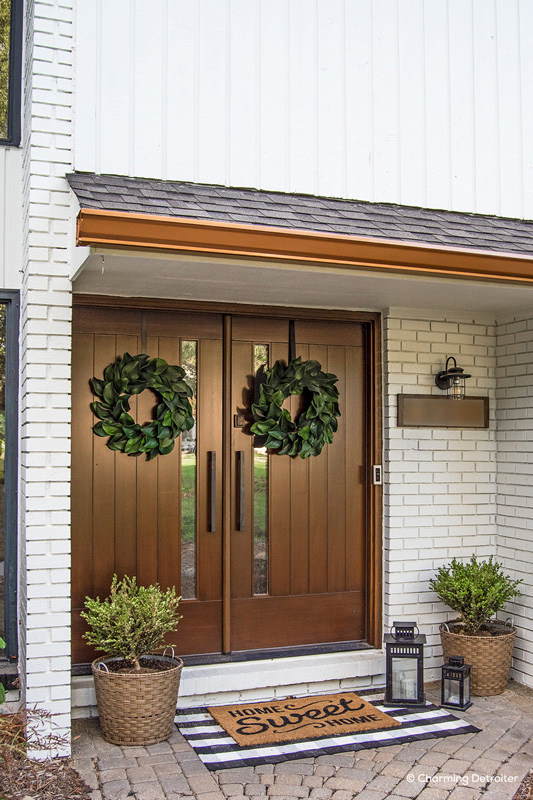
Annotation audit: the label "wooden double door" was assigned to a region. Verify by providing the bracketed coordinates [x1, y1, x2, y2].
[72, 302, 376, 663]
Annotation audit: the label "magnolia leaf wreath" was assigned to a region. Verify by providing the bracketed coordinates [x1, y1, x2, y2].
[91, 353, 194, 460]
[250, 356, 341, 458]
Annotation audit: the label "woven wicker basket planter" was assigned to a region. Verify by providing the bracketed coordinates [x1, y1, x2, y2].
[92, 654, 183, 746]
[440, 621, 516, 696]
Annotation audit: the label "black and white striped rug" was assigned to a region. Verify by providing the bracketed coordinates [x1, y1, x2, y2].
[174, 700, 480, 770]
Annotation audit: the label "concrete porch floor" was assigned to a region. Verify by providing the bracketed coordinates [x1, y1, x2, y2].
[71, 681, 533, 800]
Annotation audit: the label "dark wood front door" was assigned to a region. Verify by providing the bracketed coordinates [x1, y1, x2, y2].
[72, 302, 375, 663]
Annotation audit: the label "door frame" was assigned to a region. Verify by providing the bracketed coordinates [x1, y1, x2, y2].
[73, 294, 383, 649]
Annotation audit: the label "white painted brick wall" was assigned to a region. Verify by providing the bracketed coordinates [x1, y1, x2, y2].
[496, 315, 533, 688]
[20, 0, 73, 754]
[383, 310, 497, 679]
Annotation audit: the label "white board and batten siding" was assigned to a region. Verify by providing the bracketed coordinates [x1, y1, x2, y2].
[75, 0, 533, 220]
[0, 148, 22, 290]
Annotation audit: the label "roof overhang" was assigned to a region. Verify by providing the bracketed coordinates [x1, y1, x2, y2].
[76, 208, 533, 285]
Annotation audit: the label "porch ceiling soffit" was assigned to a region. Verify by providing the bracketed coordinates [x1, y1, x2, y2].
[67, 173, 533, 285]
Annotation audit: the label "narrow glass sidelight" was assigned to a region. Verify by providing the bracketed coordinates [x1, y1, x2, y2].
[253, 344, 269, 595]
[181, 340, 197, 599]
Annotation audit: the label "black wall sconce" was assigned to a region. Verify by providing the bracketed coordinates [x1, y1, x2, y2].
[435, 356, 471, 399]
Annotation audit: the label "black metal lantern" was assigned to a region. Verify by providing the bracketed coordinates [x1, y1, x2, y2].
[435, 356, 471, 399]
[441, 656, 472, 711]
[384, 621, 426, 706]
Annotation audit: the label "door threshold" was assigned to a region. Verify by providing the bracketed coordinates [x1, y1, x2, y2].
[181, 640, 372, 667]
[71, 641, 373, 676]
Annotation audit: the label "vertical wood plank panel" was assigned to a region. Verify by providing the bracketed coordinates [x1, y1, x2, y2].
[71, 333, 95, 607]
[344, 346, 366, 592]
[197, 338, 223, 601]
[268, 341, 291, 596]
[222, 316, 232, 651]
[166, 0, 197, 182]
[423, 0, 452, 211]
[317, 0, 345, 197]
[114, 335, 139, 582]
[133, 0, 165, 179]
[228, 0, 258, 188]
[289, 344, 310, 595]
[398, 0, 426, 206]
[288, 0, 318, 193]
[231, 341, 254, 598]
[73, 0, 98, 173]
[92, 335, 118, 598]
[259, 0, 288, 191]
[472, 0, 499, 216]
[197, 0, 228, 185]
[519, 0, 533, 219]
[496, 0, 523, 218]
[308, 344, 329, 594]
[371, 0, 400, 201]
[345, 0, 373, 202]
[156, 337, 181, 593]
[136, 336, 159, 586]
[448, 0, 476, 211]
[99, 0, 132, 175]
[326, 345, 346, 593]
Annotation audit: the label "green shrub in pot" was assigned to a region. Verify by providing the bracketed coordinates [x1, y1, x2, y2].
[431, 555, 523, 696]
[430, 555, 522, 634]
[81, 574, 182, 670]
[81, 575, 184, 746]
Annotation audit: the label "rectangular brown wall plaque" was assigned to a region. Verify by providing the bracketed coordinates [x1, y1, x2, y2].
[397, 394, 489, 429]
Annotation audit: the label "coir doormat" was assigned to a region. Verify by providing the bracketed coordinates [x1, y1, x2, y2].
[175, 698, 481, 771]
[207, 692, 401, 746]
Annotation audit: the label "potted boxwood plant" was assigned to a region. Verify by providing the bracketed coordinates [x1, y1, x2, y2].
[430, 555, 522, 696]
[81, 574, 183, 746]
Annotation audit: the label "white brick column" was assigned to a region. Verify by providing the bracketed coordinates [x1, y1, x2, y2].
[20, 0, 74, 751]
[383, 310, 497, 679]
[496, 316, 533, 688]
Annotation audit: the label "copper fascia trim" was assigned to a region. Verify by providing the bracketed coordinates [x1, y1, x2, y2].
[76, 208, 533, 284]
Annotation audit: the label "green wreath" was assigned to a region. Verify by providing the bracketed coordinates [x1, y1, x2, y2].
[91, 353, 194, 460]
[250, 356, 341, 458]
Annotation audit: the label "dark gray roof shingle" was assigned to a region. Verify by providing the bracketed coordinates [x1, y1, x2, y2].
[67, 173, 533, 256]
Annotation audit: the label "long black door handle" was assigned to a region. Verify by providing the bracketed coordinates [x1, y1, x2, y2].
[208, 451, 216, 532]
[236, 451, 245, 531]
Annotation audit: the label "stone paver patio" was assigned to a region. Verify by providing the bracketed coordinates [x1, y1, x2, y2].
[71, 681, 533, 800]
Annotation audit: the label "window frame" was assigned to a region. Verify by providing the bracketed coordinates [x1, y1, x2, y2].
[0, 0, 23, 147]
[1, 290, 19, 662]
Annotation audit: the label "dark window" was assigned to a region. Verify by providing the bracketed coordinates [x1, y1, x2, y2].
[0, 0, 22, 146]
[0, 292, 18, 662]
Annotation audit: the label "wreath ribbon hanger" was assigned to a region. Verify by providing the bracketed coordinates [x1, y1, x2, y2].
[288, 319, 296, 363]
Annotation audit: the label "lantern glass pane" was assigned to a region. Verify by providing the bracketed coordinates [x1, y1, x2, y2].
[391, 657, 418, 700]
[448, 376, 465, 399]
[464, 673, 470, 703]
[443, 676, 462, 705]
